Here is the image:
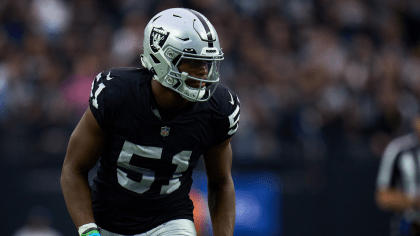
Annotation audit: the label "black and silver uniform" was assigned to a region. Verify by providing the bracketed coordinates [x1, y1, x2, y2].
[376, 132, 420, 224]
[88, 68, 240, 235]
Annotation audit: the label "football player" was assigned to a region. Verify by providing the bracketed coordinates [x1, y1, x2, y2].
[60, 8, 240, 236]
[376, 116, 420, 236]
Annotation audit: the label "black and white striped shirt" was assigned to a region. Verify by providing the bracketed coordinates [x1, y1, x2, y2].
[376, 132, 420, 221]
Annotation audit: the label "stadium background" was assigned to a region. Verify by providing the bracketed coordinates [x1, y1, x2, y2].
[1, 0, 419, 235]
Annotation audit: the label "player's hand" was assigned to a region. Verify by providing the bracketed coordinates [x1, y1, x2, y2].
[81, 228, 101, 236]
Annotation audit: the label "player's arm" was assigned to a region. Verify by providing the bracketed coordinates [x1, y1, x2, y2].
[203, 137, 235, 236]
[61, 107, 106, 234]
[375, 188, 420, 211]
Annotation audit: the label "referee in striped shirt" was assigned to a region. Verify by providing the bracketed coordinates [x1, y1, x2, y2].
[376, 117, 420, 236]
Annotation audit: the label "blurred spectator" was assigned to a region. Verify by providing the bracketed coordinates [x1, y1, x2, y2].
[12, 206, 63, 236]
[0, 0, 419, 167]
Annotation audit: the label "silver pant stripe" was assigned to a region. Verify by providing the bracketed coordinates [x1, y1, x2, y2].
[100, 219, 197, 236]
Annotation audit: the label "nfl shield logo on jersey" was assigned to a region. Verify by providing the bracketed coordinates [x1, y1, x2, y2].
[161, 126, 170, 137]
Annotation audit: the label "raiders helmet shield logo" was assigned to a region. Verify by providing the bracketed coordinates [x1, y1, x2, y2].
[150, 27, 169, 53]
[160, 126, 170, 137]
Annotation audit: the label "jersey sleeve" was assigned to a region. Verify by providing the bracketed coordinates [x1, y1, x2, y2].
[376, 135, 411, 191]
[89, 70, 125, 134]
[376, 145, 399, 191]
[215, 88, 241, 144]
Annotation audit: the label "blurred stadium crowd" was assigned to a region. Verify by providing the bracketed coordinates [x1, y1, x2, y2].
[1, 0, 420, 235]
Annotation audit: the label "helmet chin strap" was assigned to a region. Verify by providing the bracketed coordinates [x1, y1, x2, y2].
[179, 72, 206, 101]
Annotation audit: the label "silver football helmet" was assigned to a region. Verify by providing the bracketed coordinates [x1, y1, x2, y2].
[141, 8, 224, 102]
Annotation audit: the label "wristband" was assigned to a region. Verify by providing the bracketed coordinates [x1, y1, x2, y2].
[79, 223, 100, 236]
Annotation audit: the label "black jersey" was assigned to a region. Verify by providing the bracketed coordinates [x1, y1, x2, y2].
[88, 68, 240, 234]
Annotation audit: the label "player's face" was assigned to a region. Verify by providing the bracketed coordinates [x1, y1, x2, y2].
[178, 59, 209, 88]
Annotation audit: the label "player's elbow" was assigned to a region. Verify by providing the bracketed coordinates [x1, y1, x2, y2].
[60, 159, 86, 190]
[207, 175, 234, 192]
[60, 161, 73, 190]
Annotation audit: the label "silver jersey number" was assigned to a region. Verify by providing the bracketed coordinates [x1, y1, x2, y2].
[116, 140, 192, 195]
